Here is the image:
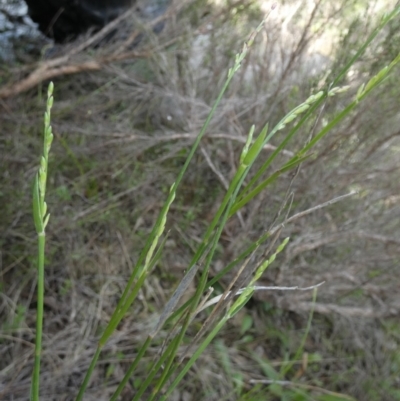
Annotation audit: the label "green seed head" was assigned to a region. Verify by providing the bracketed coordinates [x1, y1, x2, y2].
[47, 81, 54, 97]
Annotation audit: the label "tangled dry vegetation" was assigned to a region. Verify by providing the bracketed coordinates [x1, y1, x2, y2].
[1, 0, 400, 400]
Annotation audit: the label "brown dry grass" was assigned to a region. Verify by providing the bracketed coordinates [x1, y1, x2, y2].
[1, 1, 400, 400]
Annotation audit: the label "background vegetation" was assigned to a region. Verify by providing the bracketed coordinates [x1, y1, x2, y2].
[1, 0, 399, 400]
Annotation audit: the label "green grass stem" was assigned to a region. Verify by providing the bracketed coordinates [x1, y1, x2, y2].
[31, 82, 54, 401]
[280, 288, 318, 377]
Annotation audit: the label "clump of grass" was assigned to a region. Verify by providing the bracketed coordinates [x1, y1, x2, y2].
[29, 5, 400, 401]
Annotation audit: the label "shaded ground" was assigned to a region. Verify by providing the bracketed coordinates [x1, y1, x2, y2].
[1, 1, 400, 400]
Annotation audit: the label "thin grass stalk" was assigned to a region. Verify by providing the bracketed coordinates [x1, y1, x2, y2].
[109, 224, 224, 398]
[299, 103, 357, 157]
[100, 261, 149, 342]
[280, 288, 318, 377]
[330, 6, 400, 87]
[101, 236, 164, 345]
[31, 234, 45, 401]
[148, 322, 191, 399]
[134, 336, 184, 401]
[160, 290, 256, 400]
[130, 230, 222, 399]
[109, 340, 147, 400]
[299, 49, 400, 159]
[31, 82, 54, 401]
[100, 186, 176, 345]
[74, 348, 102, 401]
[149, 260, 215, 398]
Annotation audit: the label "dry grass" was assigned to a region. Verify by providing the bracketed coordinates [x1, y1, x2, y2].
[1, 0, 400, 400]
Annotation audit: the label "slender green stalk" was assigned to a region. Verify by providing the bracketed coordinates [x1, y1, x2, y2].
[330, 6, 400, 87]
[31, 234, 45, 401]
[31, 82, 54, 401]
[109, 336, 151, 401]
[280, 288, 318, 378]
[74, 347, 102, 401]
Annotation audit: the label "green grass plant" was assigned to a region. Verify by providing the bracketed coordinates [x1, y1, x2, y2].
[31, 82, 54, 401]
[30, 5, 400, 401]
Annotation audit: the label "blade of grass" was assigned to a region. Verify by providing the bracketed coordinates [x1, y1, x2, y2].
[31, 82, 54, 401]
[331, 6, 400, 87]
[280, 287, 318, 377]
